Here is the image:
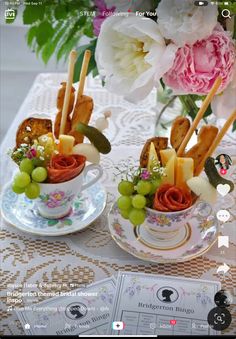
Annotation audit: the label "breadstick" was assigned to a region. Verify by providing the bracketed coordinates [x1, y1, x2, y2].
[195, 109, 236, 175]
[59, 50, 77, 135]
[70, 50, 93, 144]
[177, 76, 222, 156]
[76, 49, 91, 104]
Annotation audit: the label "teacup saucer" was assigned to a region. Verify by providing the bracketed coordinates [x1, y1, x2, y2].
[1, 174, 106, 236]
[108, 201, 219, 263]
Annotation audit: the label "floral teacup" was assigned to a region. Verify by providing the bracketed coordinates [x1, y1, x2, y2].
[145, 202, 196, 240]
[36, 164, 103, 219]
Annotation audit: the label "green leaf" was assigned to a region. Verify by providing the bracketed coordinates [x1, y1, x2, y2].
[73, 39, 97, 82]
[84, 25, 94, 38]
[73, 45, 89, 81]
[36, 21, 54, 46]
[27, 26, 37, 47]
[41, 23, 67, 64]
[78, 16, 87, 27]
[57, 35, 80, 62]
[92, 67, 99, 78]
[233, 120, 236, 132]
[42, 42, 56, 64]
[64, 18, 84, 45]
[23, 0, 96, 65]
[48, 219, 58, 226]
[5, 9, 17, 24]
[54, 4, 68, 20]
[36, 43, 43, 57]
[203, 103, 213, 118]
[23, 3, 45, 24]
[160, 78, 166, 90]
[63, 219, 73, 226]
[153, 0, 162, 10]
[179, 95, 199, 120]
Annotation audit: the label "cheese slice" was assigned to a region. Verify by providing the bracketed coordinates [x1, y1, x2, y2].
[58, 135, 75, 155]
[162, 154, 176, 185]
[147, 142, 159, 171]
[176, 157, 194, 191]
[160, 148, 176, 166]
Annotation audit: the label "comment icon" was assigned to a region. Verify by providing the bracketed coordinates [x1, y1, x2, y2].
[216, 210, 230, 223]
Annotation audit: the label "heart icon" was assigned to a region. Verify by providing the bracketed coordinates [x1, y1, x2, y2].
[216, 209, 230, 223]
[216, 184, 230, 197]
[170, 320, 176, 326]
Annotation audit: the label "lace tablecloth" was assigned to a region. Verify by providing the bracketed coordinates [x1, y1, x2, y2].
[1, 74, 236, 335]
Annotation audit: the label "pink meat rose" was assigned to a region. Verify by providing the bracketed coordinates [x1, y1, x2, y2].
[93, 0, 115, 36]
[163, 25, 236, 95]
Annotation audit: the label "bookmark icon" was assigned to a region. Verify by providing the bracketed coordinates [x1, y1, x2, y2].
[218, 236, 229, 248]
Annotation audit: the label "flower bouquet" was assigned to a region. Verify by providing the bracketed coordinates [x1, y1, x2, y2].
[16, 0, 236, 128]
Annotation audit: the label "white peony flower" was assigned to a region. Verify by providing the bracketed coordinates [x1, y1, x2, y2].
[95, 15, 177, 102]
[105, 0, 153, 12]
[156, 0, 218, 46]
[211, 65, 236, 119]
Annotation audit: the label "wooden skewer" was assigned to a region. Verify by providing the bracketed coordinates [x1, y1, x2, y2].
[59, 50, 77, 135]
[195, 109, 236, 176]
[75, 50, 91, 105]
[177, 76, 222, 156]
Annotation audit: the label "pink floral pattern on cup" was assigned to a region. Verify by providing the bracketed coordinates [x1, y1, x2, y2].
[146, 208, 193, 227]
[39, 190, 74, 209]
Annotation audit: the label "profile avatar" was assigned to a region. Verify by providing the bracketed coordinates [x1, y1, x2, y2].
[214, 290, 231, 308]
[215, 154, 232, 175]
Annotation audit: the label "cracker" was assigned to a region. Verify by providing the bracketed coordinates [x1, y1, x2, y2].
[170, 116, 190, 151]
[57, 82, 75, 113]
[16, 117, 52, 148]
[185, 125, 218, 174]
[54, 111, 71, 139]
[140, 137, 168, 168]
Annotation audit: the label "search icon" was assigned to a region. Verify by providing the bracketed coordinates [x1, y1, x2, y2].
[222, 9, 231, 19]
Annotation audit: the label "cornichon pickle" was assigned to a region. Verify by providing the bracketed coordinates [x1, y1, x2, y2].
[77, 122, 111, 154]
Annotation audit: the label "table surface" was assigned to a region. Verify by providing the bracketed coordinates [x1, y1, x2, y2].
[0, 73, 236, 335]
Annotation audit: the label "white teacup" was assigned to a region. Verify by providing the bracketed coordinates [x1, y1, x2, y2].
[145, 202, 196, 240]
[36, 164, 103, 219]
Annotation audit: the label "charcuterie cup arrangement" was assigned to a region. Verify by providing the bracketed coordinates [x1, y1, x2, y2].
[8, 50, 111, 220]
[115, 77, 235, 241]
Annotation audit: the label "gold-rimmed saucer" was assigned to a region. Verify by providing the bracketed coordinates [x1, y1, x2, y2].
[135, 223, 192, 250]
[108, 202, 219, 263]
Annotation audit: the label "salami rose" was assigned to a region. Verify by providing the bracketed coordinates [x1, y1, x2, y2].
[153, 184, 192, 212]
[47, 154, 86, 183]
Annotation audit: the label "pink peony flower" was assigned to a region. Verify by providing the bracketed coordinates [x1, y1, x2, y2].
[163, 25, 236, 95]
[93, 0, 115, 36]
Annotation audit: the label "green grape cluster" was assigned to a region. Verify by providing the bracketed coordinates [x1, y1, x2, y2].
[117, 179, 161, 226]
[12, 158, 47, 199]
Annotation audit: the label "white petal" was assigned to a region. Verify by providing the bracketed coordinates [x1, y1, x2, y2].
[95, 15, 176, 103]
[211, 65, 236, 119]
[156, 0, 218, 46]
